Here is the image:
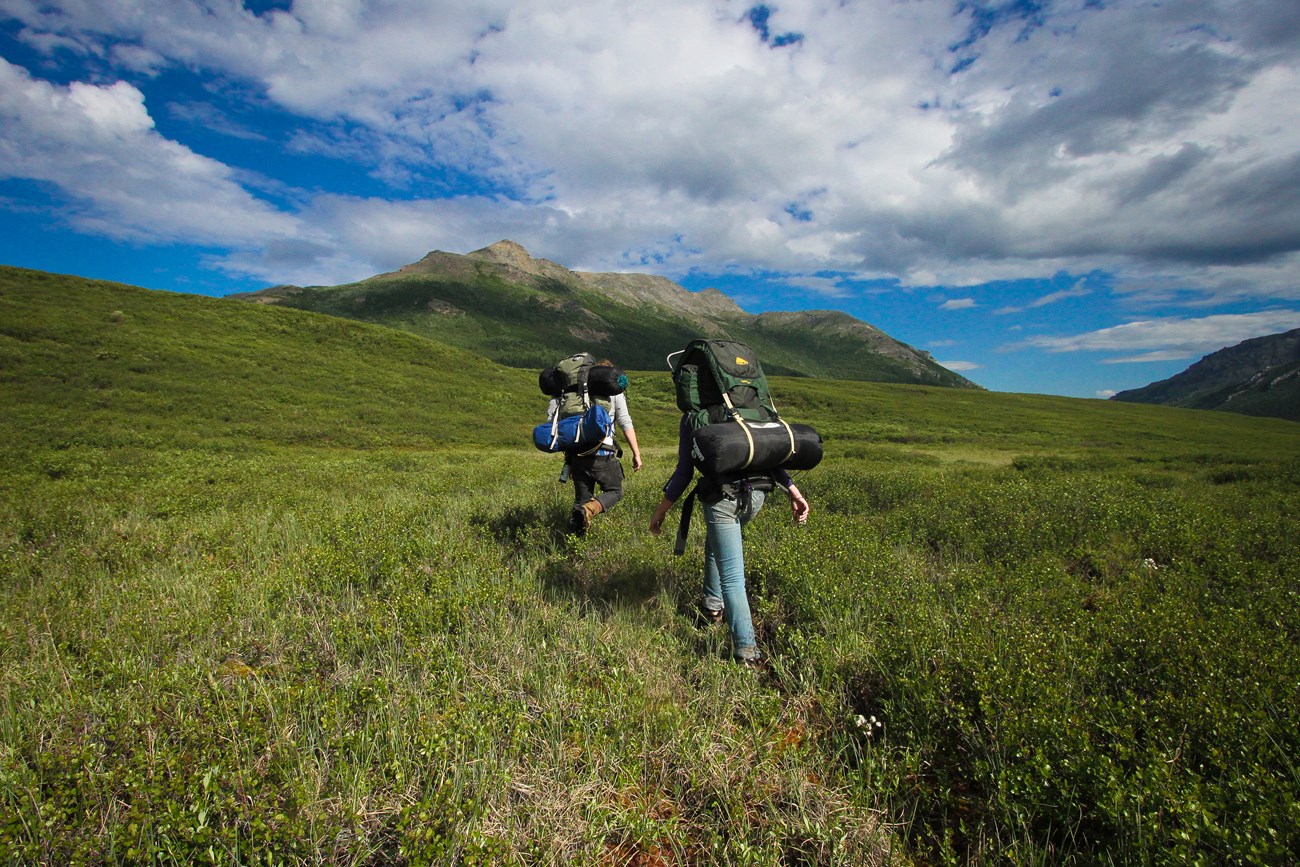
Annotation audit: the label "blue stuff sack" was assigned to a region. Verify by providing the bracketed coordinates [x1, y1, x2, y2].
[532, 404, 614, 454]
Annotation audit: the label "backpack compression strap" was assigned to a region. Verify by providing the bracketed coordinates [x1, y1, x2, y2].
[721, 394, 797, 470]
[673, 483, 699, 556]
[720, 393, 754, 467]
[578, 364, 591, 412]
[547, 399, 561, 450]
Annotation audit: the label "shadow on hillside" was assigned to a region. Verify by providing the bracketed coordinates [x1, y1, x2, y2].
[470, 502, 567, 552]
[470, 501, 690, 613]
[537, 553, 668, 611]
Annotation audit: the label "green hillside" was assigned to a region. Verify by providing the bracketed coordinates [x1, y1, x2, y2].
[264, 270, 713, 372]
[236, 242, 974, 388]
[4, 263, 1267, 467]
[3, 265, 1299, 865]
[0, 265, 532, 454]
[1193, 357, 1300, 420]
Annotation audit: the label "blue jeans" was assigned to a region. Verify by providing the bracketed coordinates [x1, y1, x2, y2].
[701, 489, 766, 660]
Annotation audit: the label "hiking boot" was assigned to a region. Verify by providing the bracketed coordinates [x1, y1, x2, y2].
[570, 499, 603, 535]
[579, 499, 603, 528]
[734, 647, 763, 668]
[701, 603, 724, 624]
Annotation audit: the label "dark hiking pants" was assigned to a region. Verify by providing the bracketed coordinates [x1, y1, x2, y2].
[569, 453, 624, 511]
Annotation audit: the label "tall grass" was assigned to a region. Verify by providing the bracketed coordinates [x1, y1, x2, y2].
[0, 447, 896, 865]
[2, 266, 1298, 864]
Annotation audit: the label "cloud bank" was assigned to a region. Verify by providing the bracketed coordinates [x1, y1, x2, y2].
[0, 56, 300, 246]
[1023, 310, 1300, 363]
[1, 0, 1298, 338]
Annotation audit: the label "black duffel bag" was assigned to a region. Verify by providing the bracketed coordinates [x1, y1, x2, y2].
[690, 420, 822, 476]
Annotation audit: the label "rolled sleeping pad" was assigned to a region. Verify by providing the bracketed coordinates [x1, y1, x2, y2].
[690, 420, 823, 476]
[586, 364, 627, 396]
[538, 366, 566, 397]
[541, 363, 626, 398]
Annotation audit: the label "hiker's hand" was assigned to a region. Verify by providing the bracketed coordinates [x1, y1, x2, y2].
[649, 497, 673, 535]
[789, 487, 810, 525]
[632, 452, 643, 472]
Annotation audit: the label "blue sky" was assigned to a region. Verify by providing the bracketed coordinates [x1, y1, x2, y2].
[3, 1, 1299, 398]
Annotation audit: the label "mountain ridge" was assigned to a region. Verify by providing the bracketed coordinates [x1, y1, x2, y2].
[233, 240, 975, 388]
[1111, 327, 1300, 422]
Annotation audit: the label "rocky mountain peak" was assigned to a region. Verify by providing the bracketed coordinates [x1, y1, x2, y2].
[233, 240, 979, 389]
[468, 239, 534, 269]
[462, 239, 576, 285]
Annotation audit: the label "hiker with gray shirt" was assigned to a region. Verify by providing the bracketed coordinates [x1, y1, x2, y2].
[546, 360, 643, 534]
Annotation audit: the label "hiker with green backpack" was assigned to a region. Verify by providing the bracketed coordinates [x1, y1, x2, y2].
[537, 355, 643, 535]
[648, 340, 820, 665]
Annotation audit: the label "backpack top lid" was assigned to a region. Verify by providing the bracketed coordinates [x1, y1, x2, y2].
[539, 352, 596, 397]
[540, 352, 626, 419]
[670, 338, 777, 427]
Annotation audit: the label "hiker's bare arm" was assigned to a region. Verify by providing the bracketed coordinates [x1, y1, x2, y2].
[788, 485, 810, 525]
[623, 426, 643, 471]
[649, 496, 674, 535]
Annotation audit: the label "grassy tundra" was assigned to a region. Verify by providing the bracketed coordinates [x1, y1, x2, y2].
[2, 266, 1298, 865]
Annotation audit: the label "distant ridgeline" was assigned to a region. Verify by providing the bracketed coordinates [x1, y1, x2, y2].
[1112, 327, 1300, 423]
[230, 240, 978, 388]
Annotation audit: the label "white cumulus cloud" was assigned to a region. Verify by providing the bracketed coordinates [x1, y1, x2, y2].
[0, 56, 299, 246]
[938, 360, 980, 372]
[1, 0, 1299, 298]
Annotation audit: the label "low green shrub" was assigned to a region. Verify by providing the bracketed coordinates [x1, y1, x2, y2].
[4, 267, 1299, 864]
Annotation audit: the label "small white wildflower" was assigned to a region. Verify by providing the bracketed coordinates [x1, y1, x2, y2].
[1142, 558, 1159, 570]
[856, 714, 884, 737]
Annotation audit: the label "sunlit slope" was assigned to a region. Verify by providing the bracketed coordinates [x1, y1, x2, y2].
[0, 265, 536, 453]
[235, 239, 975, 388]
[4, 263, 1296, 466]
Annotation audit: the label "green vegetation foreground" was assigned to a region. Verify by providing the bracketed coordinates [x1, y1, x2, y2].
[2, 267, 1299, 864]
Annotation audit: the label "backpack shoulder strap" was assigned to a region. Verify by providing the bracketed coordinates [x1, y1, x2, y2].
[673, 482, 699, 557]
[577, 362, 591, 411]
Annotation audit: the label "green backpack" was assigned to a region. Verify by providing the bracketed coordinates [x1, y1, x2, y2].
[539, 352, 611, 418]
[669, 339, 779, 430]
[667, 339, 823, 555]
